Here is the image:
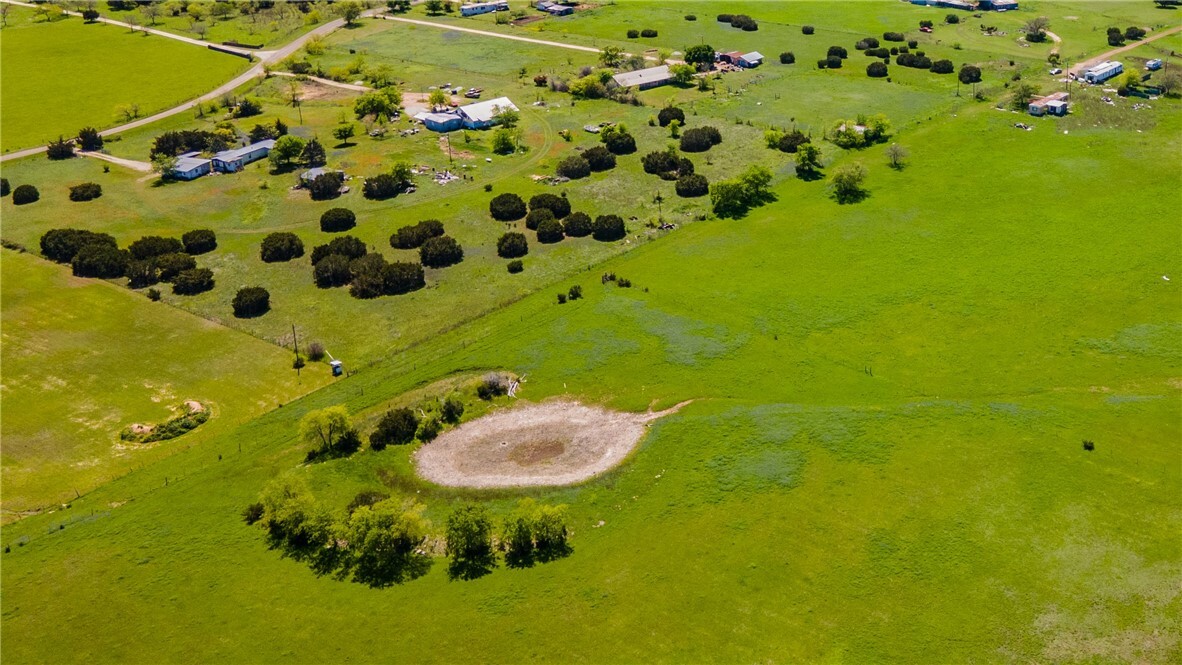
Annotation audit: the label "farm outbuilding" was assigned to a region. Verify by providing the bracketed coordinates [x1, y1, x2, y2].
[460, 1, 508, 16]
[1028, 91, 1069, 116]
[172, 153, 212, 180]
[978, 0, 1019, 9]
[612, 65, 673, 90]
[1082, 61, 1123, 83]
[536, 1, 574, 16]
[414, 111, 465, 132]
[737, 51, 764, 68]
[211, 139, 274, 173]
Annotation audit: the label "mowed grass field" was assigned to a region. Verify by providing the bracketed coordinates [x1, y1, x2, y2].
[1, 1, 1180, 661]
[0, 250, 331, 518]
[0, 7, 247, 152]
[1, 77, 1178, 663]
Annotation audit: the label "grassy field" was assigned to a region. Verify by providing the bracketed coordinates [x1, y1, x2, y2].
[0, 249, 332, 517]
[0, 7, 248, 153]
[95, 0, 331, 48]
[1, 1, 1179, 662]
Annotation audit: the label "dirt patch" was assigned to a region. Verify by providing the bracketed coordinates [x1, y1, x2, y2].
[184, 400, 205, 413]
[298, 80, 353, 102]
[129, 423, 153, 435]
[438, 136, 476, 160]
[414, 399, 691, 488]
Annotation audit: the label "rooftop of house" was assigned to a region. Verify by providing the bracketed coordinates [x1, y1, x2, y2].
[213, 139, 275, 162]
[458, 97, 519, 123]
[175, 155, 211, 171]
[611, 65, 672, 88]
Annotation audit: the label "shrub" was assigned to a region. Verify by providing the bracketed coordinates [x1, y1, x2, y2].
[863, 37, 881, 49]
[370, 408, 420, 449]
[182, 229, 217, 255]
[390, 220, 444, 250]
[592, 215, 626, 241]
[307, 342, 326, 361]
[680, 126, 721, 152]
[154, 253, 197, 282]
[945, 14, 959, 24]
[71, 244, 129, 278]
[172, 268, 215, 295]
[417, 416, 442, 442]
[311, 236, 367, 265]
[129, 236, 184, 261]
[568, 285, 583, 300]
[46, 137, 75, 160]
[627, 29, 639, 38]
[232, 287, 271, 318]
[908, 39, 919, 48]
[817, 59, 828, 69]
[477, 373, 511, 400]
[556, 155, 591, 180]
[536, 219, 564, 244]
[717, 13, 733, 22]
[826, 55, 844, 69]
[867, 62, 889, 78]
[12, 185, 39, 205]
[883, 31, 905, 42]
[642, 148, 679, 174]
[657, 106, 685, 127]
[563, 212, 592, 237]
[381, 262, 425, 295]
[930, 59, 954, 74]
[507, 260, 524, 273]
[827, 46, 848, 59]
[557, 293, 567, 304]
[497, 232, 529, 258]
[641, 29, 657, 38]
[363, 173, 404, 200]
[582, 145, 616, 171]
[601, 127, 637, 155]
[320, 208, 357, 233]
[313, 254, 352, 288]
[420, 235, 463, 268]
[675, 174, 709, 197]
[147, 288, 161, 301]
[308, 172, 343, 200]
[66, 181, 102, 202]
[0, 178, 8, 197]
[685, 14, 696, 21]
[730, 14, 757, 31]
[40, 229, 116, 263]
[260, 232, 304, 262]
[780, 51, 795, 64]
[529, 193, 572, 220]
[802, 25, 814, 35]
[525, 208, 555, 231]
[489, 193, 527, 221]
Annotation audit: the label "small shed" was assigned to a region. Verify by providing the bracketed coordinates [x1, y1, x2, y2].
[330, 360, 343, 377]
[300, 167, 345, 183]
[719, 51, 744, 64]
[737, 51, 764, 68]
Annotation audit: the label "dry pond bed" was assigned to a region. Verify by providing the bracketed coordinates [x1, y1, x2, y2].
[414, 399, 690, 488]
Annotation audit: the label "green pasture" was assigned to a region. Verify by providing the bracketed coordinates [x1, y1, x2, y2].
[0, 7, 248, 153]
[0, 249, 331, 518]
[2, 77, 1179, 662]
[95, 1, 331, 48]
[1, 1, 1180, 661]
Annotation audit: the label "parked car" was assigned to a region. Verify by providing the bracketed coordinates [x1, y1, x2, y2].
[1049, 68, 1062, 75]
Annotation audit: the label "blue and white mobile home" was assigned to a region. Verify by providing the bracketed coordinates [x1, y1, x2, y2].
[211, 139, 275, 172]
[460, 1, 508, 17]
[172, 153, 212, 180]
[1082, 61, 1123, 84]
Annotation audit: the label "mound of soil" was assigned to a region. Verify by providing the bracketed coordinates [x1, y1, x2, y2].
[413, 399, 689, 488]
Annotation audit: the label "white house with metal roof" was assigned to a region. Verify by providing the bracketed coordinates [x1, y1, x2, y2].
[737, 51, 764, 68]
[611, 65, 672, 90]
[172, 152, 213, 180]
[211, 139, 275, 173]
[457, 97, 520, 129]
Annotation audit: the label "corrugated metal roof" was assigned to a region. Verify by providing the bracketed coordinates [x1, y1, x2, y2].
[213, 139, 275, 162]
[458, 97, 519, 123]
[612, 65, 672, 88]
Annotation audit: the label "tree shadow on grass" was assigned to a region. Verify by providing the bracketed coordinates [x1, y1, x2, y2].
[447, 552, 497, 581]
[796, 169, 824, 182]
[833, 188, 871, 205]
[351, 552, 433, 588]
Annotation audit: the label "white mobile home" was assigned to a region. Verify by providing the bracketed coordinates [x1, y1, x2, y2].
[1082, 61, 1123, 84]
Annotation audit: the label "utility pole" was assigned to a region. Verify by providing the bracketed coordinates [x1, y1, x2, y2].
[291, 324, 301, 377]
[654, 192, 664, 223]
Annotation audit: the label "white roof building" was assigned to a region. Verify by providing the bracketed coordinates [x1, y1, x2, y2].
[612, 65, 672, 89]
[457, 97, 519, 124]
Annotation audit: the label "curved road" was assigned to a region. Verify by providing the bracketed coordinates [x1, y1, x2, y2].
[0, 9, 381, 163]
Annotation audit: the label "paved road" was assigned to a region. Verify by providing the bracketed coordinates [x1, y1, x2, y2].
[1069, 24, 1182, 75]
[0, 8, 380, 163]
